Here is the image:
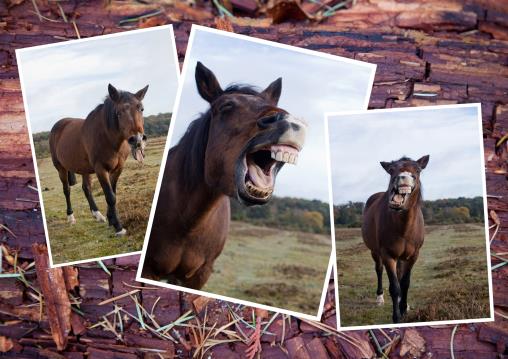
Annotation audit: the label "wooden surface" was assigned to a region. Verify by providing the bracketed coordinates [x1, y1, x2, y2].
[0, 0, 507, 357]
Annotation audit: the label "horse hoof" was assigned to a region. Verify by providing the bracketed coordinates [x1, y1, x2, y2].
[67, 214, 76, 225]
[115, 228, 127, 236]
[376, 294, 385, 306]
[92, 210, 107, 223]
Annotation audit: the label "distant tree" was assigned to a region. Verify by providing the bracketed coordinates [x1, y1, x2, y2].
[32, 113, 171, 160]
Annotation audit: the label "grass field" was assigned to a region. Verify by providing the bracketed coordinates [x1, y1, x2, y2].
[204, 221, 332, 315]
[336, 223, 491, 327]
[38, 136, 166, 265]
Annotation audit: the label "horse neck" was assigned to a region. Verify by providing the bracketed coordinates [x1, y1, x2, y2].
[168, 141, 225, 231]
[92, 106, 127, 150]
[384, 188, 422, 233]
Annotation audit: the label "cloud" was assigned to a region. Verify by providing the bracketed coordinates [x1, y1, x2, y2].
[171, 29, 375, 202]
[328, 106, 484, 204]
[18, 27, 178, 133]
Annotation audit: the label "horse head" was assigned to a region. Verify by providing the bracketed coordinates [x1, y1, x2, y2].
[194, 62, 307, 206]
[380, 155, 429, 211]
[107, 83, 149, 163]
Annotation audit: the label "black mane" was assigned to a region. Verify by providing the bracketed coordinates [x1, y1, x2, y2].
[86, 91, 135, 130]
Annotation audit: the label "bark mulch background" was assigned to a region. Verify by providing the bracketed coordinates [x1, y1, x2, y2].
[1, 0, 508, 357]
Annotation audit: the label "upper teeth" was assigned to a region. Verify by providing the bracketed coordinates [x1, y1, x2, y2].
[398, 187, 412, 194]
[271, 151, 298, 164]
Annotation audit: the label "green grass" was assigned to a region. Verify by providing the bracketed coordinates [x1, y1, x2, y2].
[38, 137, 166, 265]
[336, 223, 491, 327]
[203, 221, 332, 315]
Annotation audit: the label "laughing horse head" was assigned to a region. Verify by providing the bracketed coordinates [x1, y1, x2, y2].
[143, 62, 307, 288]
[362, 155, 429, 323]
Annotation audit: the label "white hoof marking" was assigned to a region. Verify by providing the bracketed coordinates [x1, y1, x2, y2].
[67, 214, 76, 225]
[92, 210, 107, 223]
[376, 294, 385, 306]
[115, 228, 127, 236]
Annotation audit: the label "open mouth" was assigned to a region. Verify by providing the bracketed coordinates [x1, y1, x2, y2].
[128, 135, 147, 163]
[239, 144, 299, 204]
[389, 185, 412, 209]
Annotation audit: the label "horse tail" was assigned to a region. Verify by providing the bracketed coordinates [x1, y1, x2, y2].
[68, 171, 77, 186]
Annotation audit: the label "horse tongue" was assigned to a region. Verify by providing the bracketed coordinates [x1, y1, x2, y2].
[392, 193, 404, 204]
[247, 162, 273, 189]
[134, 148, 144, 163]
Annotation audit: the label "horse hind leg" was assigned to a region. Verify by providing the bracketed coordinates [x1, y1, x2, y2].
[371, 252, 384, 306]
[81, 174, 106, 223]
[57, 169, 75, 224]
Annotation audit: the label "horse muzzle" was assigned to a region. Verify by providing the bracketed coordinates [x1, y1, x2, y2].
[235, 114, 307, 206]
[128, 133, 147, 163]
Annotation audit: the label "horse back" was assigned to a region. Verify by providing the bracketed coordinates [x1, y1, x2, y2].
[49, 118, 91, 173]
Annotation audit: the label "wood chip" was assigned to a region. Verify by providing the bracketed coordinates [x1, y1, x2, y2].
[399, 328, 426, 358]
[32, 244, 71, 351]
[0, 336, 13, 352]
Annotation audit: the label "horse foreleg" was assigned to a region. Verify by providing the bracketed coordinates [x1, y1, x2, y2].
[371, 252, 384, 305]
[81, 174, 106, 223]
[110, 167, 123, 194]
[383, 256, 402, 323]
[399, 257, 416, 317]
[95, 166, 125, 235]
[57, 169, 75, 224]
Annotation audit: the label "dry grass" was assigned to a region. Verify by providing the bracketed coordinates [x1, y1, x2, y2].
[37, 137, 166, 265]
[203, 221, 331, 315]
[336, 223, 491, 327]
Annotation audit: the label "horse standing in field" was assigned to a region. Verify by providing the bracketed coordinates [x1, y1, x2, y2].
[142, 62, 307, 288]
[362, 155, 430, 323]
[49, 84, 149, 236]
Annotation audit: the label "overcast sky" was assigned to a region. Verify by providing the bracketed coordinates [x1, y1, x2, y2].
[328, 105, 484, 204]
[170, 27, 375, 202]
[17, 26, 178, 133]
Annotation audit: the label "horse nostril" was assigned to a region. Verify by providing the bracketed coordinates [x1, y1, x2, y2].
[257, 113, 283, 129]
[128, 136, 136, 145]
[142, 134, 147, 141]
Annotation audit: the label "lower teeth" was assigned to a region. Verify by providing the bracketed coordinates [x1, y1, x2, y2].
[246, 180, 272, 198]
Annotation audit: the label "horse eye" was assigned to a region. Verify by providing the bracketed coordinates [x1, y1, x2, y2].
[219, 102, 235, 112]
[137, 103, 144, 112]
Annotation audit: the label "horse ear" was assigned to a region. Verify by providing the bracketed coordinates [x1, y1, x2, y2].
[108, 84, 120, 103]
[135, 85, 149, 101]
[417, 155, 430, 169]
[261, 78, 282, 105]
[195, 62, 223, 103]
[380, 161, 392, 173]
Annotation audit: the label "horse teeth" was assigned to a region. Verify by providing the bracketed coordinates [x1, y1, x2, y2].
[283, 152, 290, 162]
[271, 151, 276, 160]
[289, 154, 295, 164]
[275, 152, 283, 161]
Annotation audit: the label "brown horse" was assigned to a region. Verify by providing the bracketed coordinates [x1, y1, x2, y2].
[362, 155, 429, 323]
[142, 62, 307, 288]
[49, 84, 149, 236]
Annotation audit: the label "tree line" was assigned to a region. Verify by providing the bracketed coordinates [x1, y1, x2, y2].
[32, 113, 171, 160]
[231, 196, 485, 234]
[334, 197, 485, 228]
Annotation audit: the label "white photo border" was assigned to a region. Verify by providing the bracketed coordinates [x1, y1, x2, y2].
[324, 103, 495, 330]
[16, 24, 181, 268]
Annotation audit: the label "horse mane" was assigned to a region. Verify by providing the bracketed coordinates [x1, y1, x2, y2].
[175, 84, 262, 190]
[86, 91, 133, 130]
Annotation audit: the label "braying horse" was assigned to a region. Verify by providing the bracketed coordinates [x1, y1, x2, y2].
[49, 84, 149, 236]
[142, 62, 307, 288]
[362, 155, 429, 323]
